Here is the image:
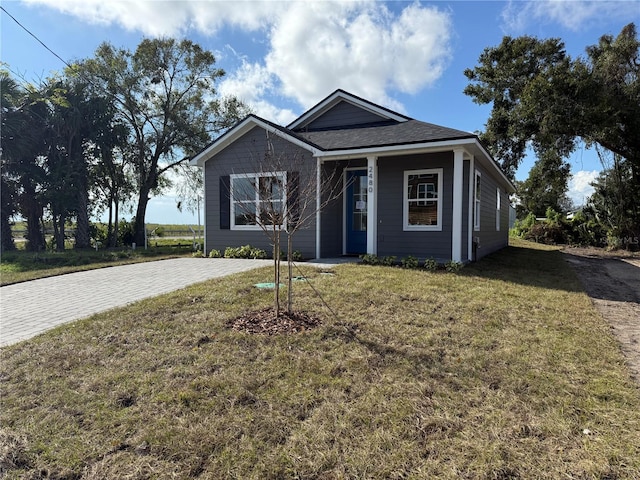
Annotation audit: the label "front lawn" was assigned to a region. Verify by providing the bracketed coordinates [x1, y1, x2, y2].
[1, 240, 639, 478]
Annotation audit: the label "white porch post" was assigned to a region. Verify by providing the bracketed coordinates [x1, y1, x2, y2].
[452, 149, 464, 263]
[315, 157, 322, 259]
[467, 156, 475, 261]
[366, 156, 377, 255]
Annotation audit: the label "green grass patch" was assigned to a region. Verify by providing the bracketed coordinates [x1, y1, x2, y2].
[1, 240, 639, 478]
[0, 240, 201, 286]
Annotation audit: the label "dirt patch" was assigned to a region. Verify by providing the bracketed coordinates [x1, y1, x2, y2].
[228, 307, 322, 335]
[562, 246, 640, 384]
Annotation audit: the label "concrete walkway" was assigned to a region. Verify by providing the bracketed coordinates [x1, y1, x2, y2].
[0, 258, 273, 347]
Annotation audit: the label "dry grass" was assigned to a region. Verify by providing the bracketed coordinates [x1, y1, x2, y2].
[1, 239, 639, 479]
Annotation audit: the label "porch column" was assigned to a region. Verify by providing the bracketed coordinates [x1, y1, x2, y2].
[467, 156, 475, 261]
[315, 157, 322, 259]
[452, 149, 464, 263]
[367, 156, 378, 255]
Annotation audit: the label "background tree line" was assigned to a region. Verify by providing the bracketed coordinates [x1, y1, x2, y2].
[1, 38, 247, 252]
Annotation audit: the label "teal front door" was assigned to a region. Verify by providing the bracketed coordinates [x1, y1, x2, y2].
[346, 170, 368, 254]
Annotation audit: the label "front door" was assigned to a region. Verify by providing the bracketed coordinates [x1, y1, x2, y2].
[346, 170, 368, 254]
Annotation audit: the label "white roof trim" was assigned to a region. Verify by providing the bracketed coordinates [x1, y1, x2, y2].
[316, 138, 477, 160]
[190, 116, 321, 167]
[318, 138, 515, 193]
[287, 90, 408, 130]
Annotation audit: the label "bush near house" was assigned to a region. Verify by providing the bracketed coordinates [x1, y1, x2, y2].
[511, 208, 611, 248]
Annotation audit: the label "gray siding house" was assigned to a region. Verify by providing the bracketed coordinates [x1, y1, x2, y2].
[191, 90, 515, 262]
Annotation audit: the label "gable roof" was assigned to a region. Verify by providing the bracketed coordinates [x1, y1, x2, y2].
[190, 114, 323, 167]
[288, 89, 410, 131]
[190, 89, 515, 192]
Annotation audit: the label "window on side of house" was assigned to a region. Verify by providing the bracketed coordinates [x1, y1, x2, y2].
[474, 170, 481, 231]
[496, 187, 501, 231]
[230, 172, 286, 230]
[404, 168, 443, 231]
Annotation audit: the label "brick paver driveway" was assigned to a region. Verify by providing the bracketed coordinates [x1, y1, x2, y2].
[0, 258, 271, 347]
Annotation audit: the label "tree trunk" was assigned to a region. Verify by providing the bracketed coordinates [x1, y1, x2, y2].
[0, 178, 16, 253]
[287, 233, 293, 314]
[134, 181, 152, 247]
[113, 195, 120, 247]
[106, 191, 114, 248]
[53, 213, 66, 251]
[0, 211, 15, 253]
[24, 191, 44, 252]
[273, 232, 281, 317]
[75, 188, 90, 249]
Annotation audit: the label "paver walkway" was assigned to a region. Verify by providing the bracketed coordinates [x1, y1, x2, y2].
[0, 258, 272, 347]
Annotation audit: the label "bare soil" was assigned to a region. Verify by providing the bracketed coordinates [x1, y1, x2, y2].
[562, 246, 640, 383]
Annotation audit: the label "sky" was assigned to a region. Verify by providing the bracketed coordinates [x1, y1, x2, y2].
[1, 0, 638, 224]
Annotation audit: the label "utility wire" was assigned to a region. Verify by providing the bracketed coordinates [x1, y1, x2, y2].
[1, 5, 72, 71]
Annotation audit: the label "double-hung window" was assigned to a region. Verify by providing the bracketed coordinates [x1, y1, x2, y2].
[403, 169, 442, 231]
[230, 172, 286, 230]
[496, 187, 501, 231]
[474, 170, 481, 231]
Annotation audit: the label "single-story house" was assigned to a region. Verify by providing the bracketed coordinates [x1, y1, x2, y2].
[191, 89, 515, 263]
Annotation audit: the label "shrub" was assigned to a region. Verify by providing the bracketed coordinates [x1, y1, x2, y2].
[401, 255, 419, 269]
[359, 254, 379, 265]
[224, 245, 267, 259]
[524, 222, 567, 245]
[423, 258, 438, 271]
[286, 250, 303, 262]
[380, 255, 397, 266]
[118, 219, 136, 247]
[208, 249, 222, 258]
[445, 260, 463, 273]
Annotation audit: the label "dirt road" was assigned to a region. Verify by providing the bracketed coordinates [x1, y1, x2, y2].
[562, 247, 640, 384]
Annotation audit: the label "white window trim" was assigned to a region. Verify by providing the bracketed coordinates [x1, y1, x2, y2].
[230, 171, 287, 231]
[474, 170, 481, 232]
[496, 187, 501, 232]
[403, 168, 443, 231]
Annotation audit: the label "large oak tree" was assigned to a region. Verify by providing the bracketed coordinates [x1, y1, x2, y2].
[77, 38, 246, 245]
[464, 23, 639, 236]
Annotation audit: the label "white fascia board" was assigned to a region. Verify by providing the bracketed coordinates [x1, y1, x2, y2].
[319, 137, 515, 193]
[190, 117, 320, 167]
[473, 140, 516, 193]
[317, 138, 477, 161]
[288, 91, 408, 130]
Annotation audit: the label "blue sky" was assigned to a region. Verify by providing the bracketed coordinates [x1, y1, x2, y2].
[2, 0, 638, 224]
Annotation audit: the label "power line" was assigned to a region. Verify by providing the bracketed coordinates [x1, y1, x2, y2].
[1, 5, 72, 70]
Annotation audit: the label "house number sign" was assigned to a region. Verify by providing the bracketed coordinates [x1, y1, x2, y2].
[368, 166, 374, 193]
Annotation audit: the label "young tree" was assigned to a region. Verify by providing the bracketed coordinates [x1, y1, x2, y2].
[226, 132, 344, 316]
[76, 39, 247, 246]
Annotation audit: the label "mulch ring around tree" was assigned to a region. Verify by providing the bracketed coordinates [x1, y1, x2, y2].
[228, 307, 322, 335]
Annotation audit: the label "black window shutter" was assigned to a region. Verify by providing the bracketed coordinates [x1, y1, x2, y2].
[287, 171, 300, 228]
[220, 176, 230, 230]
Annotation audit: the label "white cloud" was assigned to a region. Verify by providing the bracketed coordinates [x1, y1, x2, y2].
[568, 170, 598, 207]
[501, 0, 638, 33]
[266, 1, 452, 110]
[22, 0, 275, 36]
[22, 0, 453, 121]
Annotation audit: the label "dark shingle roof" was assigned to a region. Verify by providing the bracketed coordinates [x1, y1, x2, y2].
[295, 119, 475, 151]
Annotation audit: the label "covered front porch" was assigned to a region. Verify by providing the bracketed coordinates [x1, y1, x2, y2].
[314, 147, 473, 263]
